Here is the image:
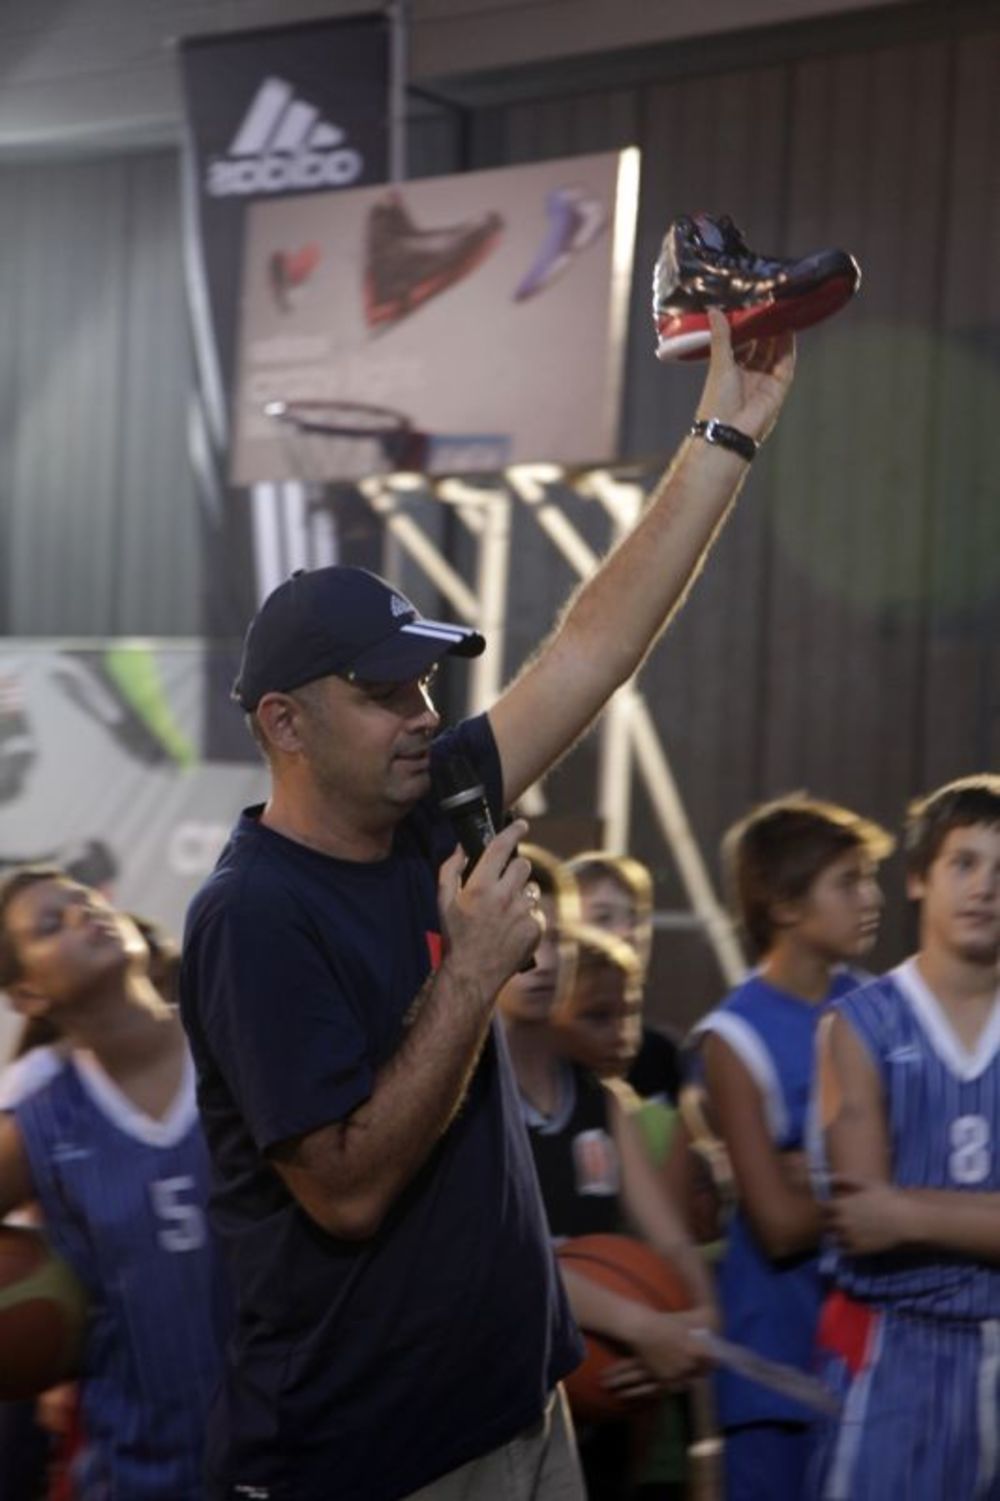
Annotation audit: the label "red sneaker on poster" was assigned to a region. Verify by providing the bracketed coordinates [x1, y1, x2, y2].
[653, 212, 860, 361]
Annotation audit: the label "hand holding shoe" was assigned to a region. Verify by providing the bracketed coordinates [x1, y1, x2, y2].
[696, 308, 796, 447]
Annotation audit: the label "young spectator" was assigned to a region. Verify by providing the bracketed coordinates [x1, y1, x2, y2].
[567, 851, 682, 1104]
[690, 797, 891, 1500]
[0, 903, 185, 1501]
[549, 880, 701, 1500]
[811, 776, 1000, 1500]
[0, 868, 228, 1499]
[499, 847, 713, 1500]
[0, 911, 178, 1111]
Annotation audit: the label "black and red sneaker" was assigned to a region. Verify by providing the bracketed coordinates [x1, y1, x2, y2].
[364, 192, 503, 330]
[653, 213, 860, 361]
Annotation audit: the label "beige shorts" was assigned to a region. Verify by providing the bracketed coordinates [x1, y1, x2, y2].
[402, 1385, 585, 1501]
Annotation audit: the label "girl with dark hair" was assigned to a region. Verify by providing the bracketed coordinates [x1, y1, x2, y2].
[0, 868, 227, 1500]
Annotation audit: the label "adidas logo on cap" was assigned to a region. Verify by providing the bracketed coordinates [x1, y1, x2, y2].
[207, 76, 364, 199]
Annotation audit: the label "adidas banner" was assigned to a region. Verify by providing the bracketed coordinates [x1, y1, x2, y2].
[177, 13, 390, 754]
[179, 12, 389, 395]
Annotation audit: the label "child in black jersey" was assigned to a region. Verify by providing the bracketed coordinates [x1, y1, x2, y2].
[498, 847, 714, 1499]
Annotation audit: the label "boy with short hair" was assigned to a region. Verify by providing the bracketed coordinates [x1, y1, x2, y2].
[498, 848, 714, 1501]
[691, 796, 891, 1500]
[566, 850, 683, 1106]
[811, 775, 1000, 1500]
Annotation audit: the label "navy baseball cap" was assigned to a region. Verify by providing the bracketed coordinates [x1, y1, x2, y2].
[233, 566, 485, 711]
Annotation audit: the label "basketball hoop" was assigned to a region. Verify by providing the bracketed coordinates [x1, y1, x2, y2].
[264, 399, 429, 482]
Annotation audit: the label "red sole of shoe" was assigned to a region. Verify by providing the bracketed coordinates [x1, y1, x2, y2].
[655, 273, 858, 362]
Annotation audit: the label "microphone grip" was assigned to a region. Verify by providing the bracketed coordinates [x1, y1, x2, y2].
[454, 814, 535, 973]
[436, 763, 536, 972]
[453, 808, 498, 881]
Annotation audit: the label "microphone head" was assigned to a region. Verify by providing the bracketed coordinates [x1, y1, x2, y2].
[433, 751, 506, 891]
[432, 754, 486, 812]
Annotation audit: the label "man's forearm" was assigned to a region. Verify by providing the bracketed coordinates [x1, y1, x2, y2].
[561, 439, 749, 685]
[355, 959, 496, 1179]
[494, 441, 750, 803]
[274, 957, 496, 1238]
[274, 825, 540, 1239]
[491, 317, 795, 804]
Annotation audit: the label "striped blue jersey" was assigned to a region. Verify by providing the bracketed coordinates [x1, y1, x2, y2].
[828, 960, 1000, 1321]
[14, 1052, 228, 1500]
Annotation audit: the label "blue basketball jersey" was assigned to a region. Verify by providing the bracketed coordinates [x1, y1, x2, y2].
[692, 970, 862, 1426]
[14, 1052, 228, 1500]
[826, 960, 1000, 1321]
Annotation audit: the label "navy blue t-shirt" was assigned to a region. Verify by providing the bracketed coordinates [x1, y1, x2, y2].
[180, 714, 582, 1501]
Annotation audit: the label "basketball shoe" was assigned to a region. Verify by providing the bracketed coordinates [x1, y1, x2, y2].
[0, 675, 36, 804]
[514, 186, 606, 301]
[269, 243, 321, 313]
[654, 212, 860, 361]
[51, 650, 195, 767]
[364, 193, 503, 329]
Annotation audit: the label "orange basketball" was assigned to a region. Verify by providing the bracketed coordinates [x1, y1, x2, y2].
[0, 1225, 87, 1399]
[556, 1232, 691, 1423]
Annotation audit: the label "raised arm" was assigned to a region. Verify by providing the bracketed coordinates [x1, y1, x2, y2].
[490, 312, 796, 806]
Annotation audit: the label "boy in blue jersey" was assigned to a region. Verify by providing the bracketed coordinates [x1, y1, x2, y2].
[690, 797, 891, 1501]
[812, 775, 1000, 1500]
[0, 868, 228, 1500]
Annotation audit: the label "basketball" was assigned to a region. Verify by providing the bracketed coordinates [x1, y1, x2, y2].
[0, 1225, 87, 1399]
[556, 1233, 692, 1423]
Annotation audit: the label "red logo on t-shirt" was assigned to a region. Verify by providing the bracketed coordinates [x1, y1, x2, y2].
[426, 931, 443, 971]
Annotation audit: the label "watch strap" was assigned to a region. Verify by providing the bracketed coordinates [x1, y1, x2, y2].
[690, 417, 758, 462]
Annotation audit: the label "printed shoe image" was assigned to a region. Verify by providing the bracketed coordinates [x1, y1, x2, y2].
[514, 186, 606, 301]
[51, 650, 195, 768]
[364, 192, 503, 329]
[0, 675, 36, 804]
[654, 212, 860, 361]
[269, 243, 321, 312]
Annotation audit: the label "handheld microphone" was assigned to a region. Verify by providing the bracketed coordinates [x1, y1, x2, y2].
[432, 754, 496, 878]
[433, 754, 536, 971]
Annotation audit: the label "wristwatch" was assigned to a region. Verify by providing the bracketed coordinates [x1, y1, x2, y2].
[690, 418, 758, 463]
